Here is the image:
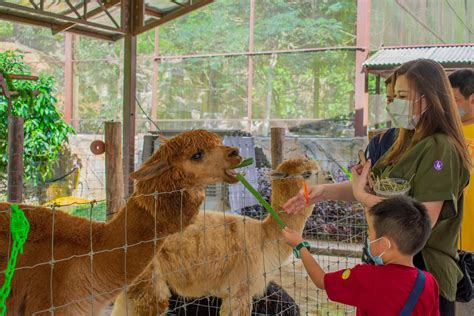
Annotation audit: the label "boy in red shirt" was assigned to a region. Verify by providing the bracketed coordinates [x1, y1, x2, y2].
[282, 196, 439, 316]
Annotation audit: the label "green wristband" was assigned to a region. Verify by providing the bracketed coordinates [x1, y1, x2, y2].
[293, 240, 311, 259]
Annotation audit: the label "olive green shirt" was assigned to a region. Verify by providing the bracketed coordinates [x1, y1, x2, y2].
[373, 133, 470, 301]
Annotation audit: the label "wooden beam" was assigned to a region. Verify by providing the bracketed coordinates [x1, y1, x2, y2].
[135, 0, 213, 35]
[0, 2, 125, 34]
[96, 0, 120, 29]
[8, 116, 24, 203]
[52, 0, 122, 34]
[154, 46, 365, 61]
[134, 0, 145, 32]
[28, 0, 39, 10]
[0, 11, 118, 41]
[171, 0, 188, 8]
[145, 6, 164, 19]
[5, 74, 38, 81]
[61, 0, 91, 17]
[65, 0, 82, 19]
[105, 121, 124, 219]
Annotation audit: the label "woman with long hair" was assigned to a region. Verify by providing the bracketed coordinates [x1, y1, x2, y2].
[283, 59, 470, 315]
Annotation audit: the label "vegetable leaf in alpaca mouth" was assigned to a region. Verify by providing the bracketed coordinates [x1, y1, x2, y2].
[235, 157, 254, 169]
[235, 157, 286, 229]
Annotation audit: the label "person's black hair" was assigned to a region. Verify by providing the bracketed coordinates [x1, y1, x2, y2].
[368, 195, 431, 255]
[449, 69, 474, 99]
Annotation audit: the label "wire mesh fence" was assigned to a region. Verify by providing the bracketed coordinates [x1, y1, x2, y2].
[1, 133, 366, 315]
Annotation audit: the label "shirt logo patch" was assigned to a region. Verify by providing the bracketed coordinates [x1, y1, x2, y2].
[342, 269, 351, 280]
[434, 160, 443, 171]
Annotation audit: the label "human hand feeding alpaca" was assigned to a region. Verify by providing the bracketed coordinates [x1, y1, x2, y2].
[282, 180, 325, 215]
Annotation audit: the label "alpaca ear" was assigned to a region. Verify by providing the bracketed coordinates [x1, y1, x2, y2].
[158, 133, 169, 143]
[130, 161, 170, 181]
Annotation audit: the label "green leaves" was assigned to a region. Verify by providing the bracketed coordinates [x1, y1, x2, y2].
[0, 50, 75, 187]
[0, 50, 30, 76]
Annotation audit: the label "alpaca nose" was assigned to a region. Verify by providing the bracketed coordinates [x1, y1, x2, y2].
[227, 147, 240, 158]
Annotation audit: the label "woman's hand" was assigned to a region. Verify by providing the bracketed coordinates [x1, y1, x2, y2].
[282, 227, 304, 247]
[282, 184, 325, 215]
[351, 160, 372, 202]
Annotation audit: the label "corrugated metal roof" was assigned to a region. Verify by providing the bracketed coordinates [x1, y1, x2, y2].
[364, 45, 473, 69]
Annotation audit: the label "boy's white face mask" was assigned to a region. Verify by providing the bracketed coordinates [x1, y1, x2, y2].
[386, 96, 425, 130]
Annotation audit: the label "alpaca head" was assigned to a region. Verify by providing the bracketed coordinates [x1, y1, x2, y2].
[273, 158, 320, 181]
[271, 158, 332, 185]
[131, 129, 243, 194]
[270, 158, 322, 217]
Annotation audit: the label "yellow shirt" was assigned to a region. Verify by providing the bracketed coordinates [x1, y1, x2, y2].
[462, 124, 474, 251]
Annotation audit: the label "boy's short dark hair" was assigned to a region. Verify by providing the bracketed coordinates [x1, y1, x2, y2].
[368, 196, 431, 256]
[449, 69, 474, 99]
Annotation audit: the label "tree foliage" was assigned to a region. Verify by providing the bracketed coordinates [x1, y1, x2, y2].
[0, 0, 471, 133]
[0, 0, 358, 134]
[0, 50, 75, 188]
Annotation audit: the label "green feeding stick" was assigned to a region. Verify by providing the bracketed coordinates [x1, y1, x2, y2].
[235, 158, 286, 229]
[0, 204, 30, 316]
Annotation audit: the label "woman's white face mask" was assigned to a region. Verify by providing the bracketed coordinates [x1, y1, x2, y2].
[386, 96, 425, 130]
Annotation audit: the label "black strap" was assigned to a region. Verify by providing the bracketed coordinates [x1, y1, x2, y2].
[400, 269, 426, 316]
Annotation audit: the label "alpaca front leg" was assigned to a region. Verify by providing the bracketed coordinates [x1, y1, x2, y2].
[220, 295, 252, 316]
[153, 277, 172, 314]
[110, 291, 136, 316]
[126, 273, 171, 316]
[220, 296, 233, 316]
[234, 296, 252, 316]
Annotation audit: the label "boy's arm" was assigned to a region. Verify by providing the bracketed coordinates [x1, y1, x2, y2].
[282, 227, 326, 289]
[300, 248, 326, 289]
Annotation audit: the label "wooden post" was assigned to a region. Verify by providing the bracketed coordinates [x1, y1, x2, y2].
[105, 121, 124, 220]
[1, 72, 37, 203]
[64, 32, 74, 127]
[8, 115, 24, 203]
[374, 75, 381, 128]
[150, 27, 160, 130]
[271, 127, 285, 170]
[123, 35, 137, 197]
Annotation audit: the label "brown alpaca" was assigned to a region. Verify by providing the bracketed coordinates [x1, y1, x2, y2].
[111, 158, 321, 316]
[0, 129, 242, 316]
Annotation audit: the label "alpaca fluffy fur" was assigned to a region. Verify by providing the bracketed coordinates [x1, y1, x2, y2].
[111, 158, 320, 316]
[0, 129, 242, 316]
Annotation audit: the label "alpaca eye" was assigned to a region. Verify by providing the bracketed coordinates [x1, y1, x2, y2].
[191, 151, 203, 161]
[271, 172, 287, 179]
[302, 172, 312, 179]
